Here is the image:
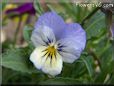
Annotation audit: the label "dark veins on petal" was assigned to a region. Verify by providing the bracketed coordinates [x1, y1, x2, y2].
[41, 38, 67, 66]
[42, 45, 57, 65]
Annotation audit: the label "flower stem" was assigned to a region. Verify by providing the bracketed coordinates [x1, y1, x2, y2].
[81, 7, 100, 26]
[13, 16, 22, 47]
[105, 10, 113, 40]
[110, 39, 114, 61]
[88, 48, 101, 70]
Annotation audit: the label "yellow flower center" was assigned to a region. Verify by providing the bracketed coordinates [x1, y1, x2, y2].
[42, 45, 57, 59]
[47, 46, 56, 54]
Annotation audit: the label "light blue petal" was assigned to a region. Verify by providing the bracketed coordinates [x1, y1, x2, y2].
[56, 38, 82, 63]
[56, 23, 86, 63]
[60, 23, 86, 51]
[31, 25, 56, 47]
[35, 11, 66, 40]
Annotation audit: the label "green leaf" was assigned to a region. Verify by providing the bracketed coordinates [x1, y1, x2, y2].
[34, 0, 44, 16]
[23, 25, 33, 42]
[71, 61, 87, 78]
[81, 56, 94, 78]
[110, 74, 114, 83]
[61, 60, 86, 78]
[0, 65, 1, 84]
[94, 60, 114, 83]
[1, 0, 7, 10]
[94, 45, 114, 83]
[23, 25, 35, 50]
[1, 48, 39, 74]
[47, 4, 55, 11]
[39, 77, 83, 85]
[85, 11, 106, 39]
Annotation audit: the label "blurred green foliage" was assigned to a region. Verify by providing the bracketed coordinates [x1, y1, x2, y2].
[1, 0, 114, 85]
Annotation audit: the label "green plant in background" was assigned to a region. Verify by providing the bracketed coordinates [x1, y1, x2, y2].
[1, 0, 114, 85]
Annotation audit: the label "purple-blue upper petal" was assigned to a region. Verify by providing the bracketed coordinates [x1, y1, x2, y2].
[35, 12, 66, 40]
[60, 23, 86, 51]
[35, 12, 86, 52]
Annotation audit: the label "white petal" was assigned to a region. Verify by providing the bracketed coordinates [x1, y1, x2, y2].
[42, 52, 63, 76]
[59, 50, 81, 63]
[30, 46, 47, 69]
[31, 25, 56, 47]
[30, 46, 63, 76]
[57, 38, 82, 63]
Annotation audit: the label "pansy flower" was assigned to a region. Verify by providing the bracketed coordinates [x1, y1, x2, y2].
[30, 12, 86, 76]
[5, 3, 35, 17]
